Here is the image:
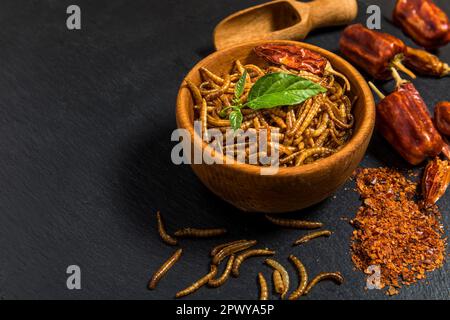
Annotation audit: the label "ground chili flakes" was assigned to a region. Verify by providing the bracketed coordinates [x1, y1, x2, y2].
[350, 167, 446, 295]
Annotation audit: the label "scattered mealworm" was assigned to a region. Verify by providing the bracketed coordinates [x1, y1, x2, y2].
[232, 249, 275, 277]
[273, 270, 284, 296]
[175, 265, 218, 298]
[303, 272, 344, 295]
[288, 255, 308, 300]
[210, 239, 249, 257]
[148, 248, 183, 290]
[212, 240, 257, 265]
[265, 214, 323, 229]
[208, 255, 235, 288]
[174, 228, 227, 238]
[293, 230, 332, 246]
[156, 211, 178, 246]
[258, 273, 269, 300]
[265, 258, 289, 299]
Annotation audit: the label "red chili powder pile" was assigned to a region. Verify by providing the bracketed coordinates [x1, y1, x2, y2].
[350, 167, 447, 295]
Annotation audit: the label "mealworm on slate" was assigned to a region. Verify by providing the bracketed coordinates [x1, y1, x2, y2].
[210, 239, 248, 257]
[265, 258, 289, 299]
[293, 230, 332, 246]
[212, 240, 257, 265]
[288, 254, 308, 300]
[148, 248, 183, 290]
[156, 211, 178, 246]
[208, 255, 235, 288]
[303, 272, 344, 295]
[174, 228, 227, 238]
[273, 270, 284, 296]
[264, 214, 323, 229]
[232, 249, 275, 277]
[258, 273, 269, 300]
[175, 265, 218, 298]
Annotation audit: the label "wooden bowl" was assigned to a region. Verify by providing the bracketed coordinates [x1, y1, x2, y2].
[176, 40, 375, 213]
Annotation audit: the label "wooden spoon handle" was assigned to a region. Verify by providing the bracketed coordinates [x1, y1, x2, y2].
[296, 0, 358, 30]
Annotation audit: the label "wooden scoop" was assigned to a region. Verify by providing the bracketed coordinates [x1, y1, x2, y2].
[214, 0, 358, 50]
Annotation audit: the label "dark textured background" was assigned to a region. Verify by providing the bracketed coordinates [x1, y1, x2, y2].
[0, 0, 449, 300]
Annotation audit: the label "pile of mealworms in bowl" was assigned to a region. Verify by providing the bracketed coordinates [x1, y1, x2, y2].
[148, 211, 343, 299]
[185, 47, 356, 167]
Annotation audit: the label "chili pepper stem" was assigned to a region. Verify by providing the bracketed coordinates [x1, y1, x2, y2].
[390, 67, 408, 88]
[391, 54, 416, 79]
[442, 63, 450, 77]
[368, 81, 385, 99]
[441, 141, 450, 161]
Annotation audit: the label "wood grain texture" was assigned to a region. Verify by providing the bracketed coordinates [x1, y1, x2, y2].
[177, 40, 375, 212]
[214, 0, 358, 50]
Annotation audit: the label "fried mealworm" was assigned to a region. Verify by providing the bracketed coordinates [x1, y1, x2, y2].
[273, 270, 284, 296]
[293, 230, 333, 246]
[295, 147, 335, 166]
[270, 114, 287, 129]
[200, 67, 224, 85]
[232, 249, 275, 277]
[210, 240, 249, 257]
[206, 74, 231, 101]
[325, 103, 353, 129]
[208, 255, 235, 288]
[288, 255, 308, 300]
[325, 63, 351, 91]
[200, 98, 208, 140]
[253, 116, 261, 129]
[235, 59, 246, 75]
[294, 96, 322, 138]
[265, 214, 323, 229]
[265, 258, 289, 299]
[148, 248, 183, 290]
[311, 113, 329, 137]
[316, 129, 330, 147]
[207, 115, 230, 127]
[212, 240, 257, 265]
[258, 272, 269, 300]
[288, 98, 313, 137]
[303, 272, 344, 295]
[286, 108, 293, 131]
[189, 58, 354, 167]
[174, 228, 227, 238]
[156, 211, 177, 246]
[245, 64, 265, 75]
[185, 80, 203, 107]
[175, 265, 218, 298]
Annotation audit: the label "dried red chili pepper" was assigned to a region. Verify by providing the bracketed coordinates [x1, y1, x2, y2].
[422, 157, 450, 204]
[404, 46, 450, 77]
[393, 0, 450, 49]
[254, 44, 328, 76]
[369, 69, 444, 165]
[339, 24, 415, 80]
[434, 101, 450, 136]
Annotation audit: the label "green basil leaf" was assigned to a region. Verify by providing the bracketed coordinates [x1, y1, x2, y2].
[234, 70, 247, 100]
[246, 73, 326, 110]
[229, 110, 243, 131]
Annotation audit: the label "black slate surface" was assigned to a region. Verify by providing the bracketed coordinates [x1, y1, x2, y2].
[0, 0, 449, 300]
